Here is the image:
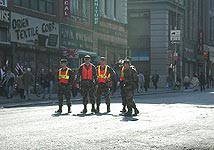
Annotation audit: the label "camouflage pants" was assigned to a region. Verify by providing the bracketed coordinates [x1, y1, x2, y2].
[120, 81, 126, 106]
[96, 83, 110, 106]
[124, 84, 137, 109]
[58, 84, 71, 107]
[81, 81, 95, 105]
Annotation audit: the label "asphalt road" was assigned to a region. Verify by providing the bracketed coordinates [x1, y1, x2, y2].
[0, 91, 214, 150]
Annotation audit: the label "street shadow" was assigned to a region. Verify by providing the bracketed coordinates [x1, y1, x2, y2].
[51, 113, 70, 117]
[120, 116, 139, 122]
[95, 112, 113, 116]
[72, 113, 95, 117]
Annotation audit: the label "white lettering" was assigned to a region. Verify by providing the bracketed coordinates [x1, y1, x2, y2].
[0, 10, 9, 23]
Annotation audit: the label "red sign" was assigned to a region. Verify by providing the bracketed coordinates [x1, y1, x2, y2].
[63, 0, 70, 17]
[173, 52, 179, 61]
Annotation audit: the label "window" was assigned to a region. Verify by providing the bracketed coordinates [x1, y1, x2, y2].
[39, 0, 46, 12]
[47, 0, 54, 14]
[13, 0, 55, 15]
[14, 0, 21, 5]
[104, 0, 107, 16]
[0, 28, 8, 42]
[70, 0, 91, 24]
[21, 0, 30, 8]
[30, 0, 38, 10]
[114, 0, 116, 18]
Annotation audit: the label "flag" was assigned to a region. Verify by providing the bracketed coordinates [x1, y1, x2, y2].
[15, 63, 23, 75]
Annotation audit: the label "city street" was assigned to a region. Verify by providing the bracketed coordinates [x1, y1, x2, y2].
[1, 91, 214, 150]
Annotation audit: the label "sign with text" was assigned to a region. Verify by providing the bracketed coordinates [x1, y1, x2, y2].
[60, 24, 93, 50]
[94, 0, 99, 26]
[63, 0, 70, 17]
[0, 9, 9, 25]
[11, 12, 59, 48]
[170, 30, 180, 42]
[0, 0, 7, 7]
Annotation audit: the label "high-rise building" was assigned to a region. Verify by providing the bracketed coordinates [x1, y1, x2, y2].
[128, 0, 185, 86]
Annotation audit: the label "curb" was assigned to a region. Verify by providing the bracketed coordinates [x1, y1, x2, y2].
[0, 89, 182, 108]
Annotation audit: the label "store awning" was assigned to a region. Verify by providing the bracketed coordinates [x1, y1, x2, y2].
[77, 49, 97, 57]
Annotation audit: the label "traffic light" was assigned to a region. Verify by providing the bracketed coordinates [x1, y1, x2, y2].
[203, 51, 208, 59]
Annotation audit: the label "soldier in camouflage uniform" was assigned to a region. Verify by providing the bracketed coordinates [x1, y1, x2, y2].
[123, 59, 139, 116]
[55, 59, 74, 114]
[77, 55, 97, 113]
[96, 57, 115, 113]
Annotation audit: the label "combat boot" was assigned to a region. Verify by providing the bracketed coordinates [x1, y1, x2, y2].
[81, 104, 87, 113]
[107, 104, 111, 113]
[55, 106, 62, 114]
[124, 107, 132, 116]
[96, 105, 100, 113]
[133, 108, 139, 116]
[68, 106, 71, 113]
[120, 105, 126, 113]
[91, 104, 96, 113]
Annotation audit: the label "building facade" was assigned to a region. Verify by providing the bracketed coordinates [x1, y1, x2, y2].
[128, 0, 185, 86]
[94, 0, 128, 66]
[7, 0, 60, 78]
[0, 1, 10, 67]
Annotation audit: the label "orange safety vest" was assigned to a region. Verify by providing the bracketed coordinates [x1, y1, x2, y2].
[82, 63, 93, 80]
[97, 65, 110, 83]
[120, 66, 125, 81]
[58, 68, 70, 84]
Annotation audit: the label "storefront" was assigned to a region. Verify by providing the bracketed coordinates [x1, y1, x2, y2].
[10, 12, 60, 74]
[0, 7, 10, 67]
[60, 23, 95, 68]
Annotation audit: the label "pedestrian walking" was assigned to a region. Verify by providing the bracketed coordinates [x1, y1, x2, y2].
[55, 59, 74, 114]
[16, 71, 24, 99]
[151, 72, 159, 90]
[144, 71, 150, 92]
[137, 72, 144, 92]
[4, 69, 15, 98]
[39, 69, 49, 99]
[199, 72, 206, 91]
[47, 68, 55, 99]
[123, 59, 139, 116]
[77, 55, 97, 114]
[190, 73, 200, 91]
[23, 68, 34, 100]
[183, 75, 190, 89]
[96, 57, 115, 113]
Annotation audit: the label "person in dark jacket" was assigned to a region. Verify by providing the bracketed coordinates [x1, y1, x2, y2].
[199, 72, 206, 91]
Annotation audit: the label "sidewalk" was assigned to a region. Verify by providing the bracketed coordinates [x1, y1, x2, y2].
[0, 87, 181, 108]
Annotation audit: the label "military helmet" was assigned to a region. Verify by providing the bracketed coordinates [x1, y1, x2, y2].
[60, 58, 67, 63]
[100, 57, 106, 61]
[84, 55, 91, 59]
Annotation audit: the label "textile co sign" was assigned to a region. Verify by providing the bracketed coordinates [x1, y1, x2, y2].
[0, 0, 7, 7]
[11, 12, 59, 48]
[94, 0, 99, 26]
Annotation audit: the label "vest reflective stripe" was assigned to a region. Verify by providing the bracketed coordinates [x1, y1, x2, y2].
[82, 63, 93, 80]
[58, 68, 70, 84]
[97, 65, 110, 83]
[120, 66, 125, 81]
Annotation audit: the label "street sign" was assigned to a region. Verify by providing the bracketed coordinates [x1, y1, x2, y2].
[170, 30, 180, 42]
